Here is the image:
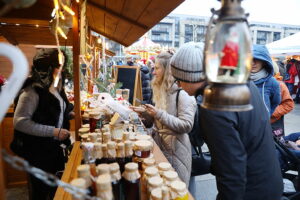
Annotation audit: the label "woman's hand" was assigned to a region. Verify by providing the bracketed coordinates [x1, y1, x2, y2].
[129, 106, 146, 113]
[54, 128, 70, 141]
[144, 104, 157, 117]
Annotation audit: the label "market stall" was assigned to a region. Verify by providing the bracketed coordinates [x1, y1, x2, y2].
[0, 0, 187, 199]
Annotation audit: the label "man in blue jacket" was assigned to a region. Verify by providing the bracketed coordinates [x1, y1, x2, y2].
[170, 42, 283, 200]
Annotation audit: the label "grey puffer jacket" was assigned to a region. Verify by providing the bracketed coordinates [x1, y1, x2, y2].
[153, 84, 197, 186]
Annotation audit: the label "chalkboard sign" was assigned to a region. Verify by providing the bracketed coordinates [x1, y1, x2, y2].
[115, 65, 142, 106]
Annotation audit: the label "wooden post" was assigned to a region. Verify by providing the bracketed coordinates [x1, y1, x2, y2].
[0, 136, 6, 200]
[72, 2, 81, 141]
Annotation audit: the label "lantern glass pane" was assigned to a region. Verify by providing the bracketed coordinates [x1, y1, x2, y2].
[205, 21, 252, 83]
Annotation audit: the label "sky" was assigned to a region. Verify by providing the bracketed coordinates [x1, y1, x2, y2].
[172, 0, 300, 26]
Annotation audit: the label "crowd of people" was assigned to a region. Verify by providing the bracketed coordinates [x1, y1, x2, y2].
[8, 42, 300, 200]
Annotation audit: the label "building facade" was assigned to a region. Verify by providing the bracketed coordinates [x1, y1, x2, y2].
[147, 14, 300, 48]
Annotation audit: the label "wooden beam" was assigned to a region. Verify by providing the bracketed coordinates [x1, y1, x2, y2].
[0, 18, 49, 27]
[88, 1, 148, 31]
[90, 26, 129, 47]
[72, 2, 81, 141]
[0, 26, 18, 45]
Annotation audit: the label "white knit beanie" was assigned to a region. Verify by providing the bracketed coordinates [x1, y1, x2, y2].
[170, 42, 204, 83]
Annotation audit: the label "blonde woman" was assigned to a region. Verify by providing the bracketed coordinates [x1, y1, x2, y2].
[131, 51, 197, 185]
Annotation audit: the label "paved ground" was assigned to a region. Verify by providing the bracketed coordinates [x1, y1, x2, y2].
[5, 104, 300, 200]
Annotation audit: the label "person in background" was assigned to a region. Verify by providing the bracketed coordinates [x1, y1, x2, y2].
[284, 59, 298, 96]
[271, 67, 294, 136]
[12, 49, 73, 200]
[131, 51, 196, 186]
[169, 42, 283, 200]
[293, 60, 300, 103]
[139, 59, 152, 104]
[250, 45, 281, 116]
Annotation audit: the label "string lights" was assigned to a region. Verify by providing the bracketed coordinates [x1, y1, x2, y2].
[51, 0, 75, 87]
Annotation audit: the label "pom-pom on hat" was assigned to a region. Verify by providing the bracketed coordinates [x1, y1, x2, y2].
[170, 42, 205, 83]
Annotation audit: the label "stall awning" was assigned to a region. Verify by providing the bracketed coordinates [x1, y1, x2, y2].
[266, 32, 300, 56]
[0, 0, 184, 47]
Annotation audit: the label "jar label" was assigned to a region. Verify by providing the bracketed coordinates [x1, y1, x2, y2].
[135, 151, 142, 157]
[175, 193, 188, 200]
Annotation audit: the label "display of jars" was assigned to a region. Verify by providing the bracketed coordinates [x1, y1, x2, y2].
[158, 162, 172, 176]
[89, 111, 101, 132]
[148, 176, 163, 198]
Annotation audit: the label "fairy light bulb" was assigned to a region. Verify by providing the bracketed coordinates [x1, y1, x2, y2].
[59, 11, 65, 20]
[62, 5, 75, 16]
[57, 26, 67, 39]
[53, 0, 59, 10]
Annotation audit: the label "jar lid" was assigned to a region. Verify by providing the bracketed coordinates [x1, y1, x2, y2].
[109, 162, 120, 173]
[70, 178, 86, 189]
[145, 167, 159, 176]
[134, 140, 152, 151]
[82, 114, 89, 119]
[82, 124, 90, 128]
[151, 188, 162, 200]
[79, 128, 89, 133]
[96, 164, 110, 175]
[89, 133, 97, 139]
[124, 162, 138, 172]
[148, 176, 163, 187]
[143, 158, 155, 166]
[158, 162, 172, 171]
[107, 141, 116, 149]
[117, 142, 124, 149]
[170, 180, 186, 192]
[135, 134, 151, 141]
[96, 174, 111, 190]
[164, 171, 178, 181]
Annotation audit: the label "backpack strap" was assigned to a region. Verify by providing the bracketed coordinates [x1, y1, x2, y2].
[176, 89, 201, 156]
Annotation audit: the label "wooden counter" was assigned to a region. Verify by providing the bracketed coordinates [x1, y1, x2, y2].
[54, 141, 194, 200]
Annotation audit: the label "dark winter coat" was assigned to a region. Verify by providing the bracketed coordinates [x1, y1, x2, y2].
[13, 84, 72, 174]
[140, 65, 152, 104]
[199, 81, 283, 200]
[252, 45, 281, 116]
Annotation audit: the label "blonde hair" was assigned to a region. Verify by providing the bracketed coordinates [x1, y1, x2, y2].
[151, 51, 175, 110]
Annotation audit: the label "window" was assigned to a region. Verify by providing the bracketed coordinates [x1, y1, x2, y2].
[273, 32, 281, 41]
[256, 31, 268, 45]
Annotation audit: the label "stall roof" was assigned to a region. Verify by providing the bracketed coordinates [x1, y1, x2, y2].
[0, 0, 184, 47]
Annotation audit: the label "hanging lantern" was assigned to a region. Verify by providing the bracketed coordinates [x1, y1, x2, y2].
[202, 0, 253, 111]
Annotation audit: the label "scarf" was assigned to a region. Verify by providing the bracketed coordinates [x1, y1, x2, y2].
[250, 68, 268, 82]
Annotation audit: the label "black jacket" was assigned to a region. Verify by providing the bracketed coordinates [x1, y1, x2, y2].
[199, 81, 283, 200]
[12, 85, 72, 173]
[140, 65, 152, 104]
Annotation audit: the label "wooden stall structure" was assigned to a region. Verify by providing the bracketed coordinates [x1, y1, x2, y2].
[0, 0, 185, 199]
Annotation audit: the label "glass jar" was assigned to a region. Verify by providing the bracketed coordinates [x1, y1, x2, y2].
[122, 162, 141, 200]
[96, 174, 113, 200]
[123, 132, 130, 141]
[142, 167, 159, 194]
[77, 164, 94, 196]
[82, 114, 90, 125]
[163, 171, 178, 187]
[142, 158, 156, 171]
[162, 186, 170, 200]
[124, 141, 133, 164]
[134, 140, 152, 159]
[109, 163, 121, 200]
[122, 89, 130, 101]
[151, 188, 162, 200]
[94, 143, 103, 166]
[158, 162, 172, 176]
[70, 178, 87, 200]
[107, 141, 117, 164]
[170, 181, 188, 200]
[79, 128, 89, 138]
[89, 112, 101, 132]
[148, 176, 163, 199]
[103, 132, 111, 143]
[116, 142, 125, 173]
[89, 133, 98, 143]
